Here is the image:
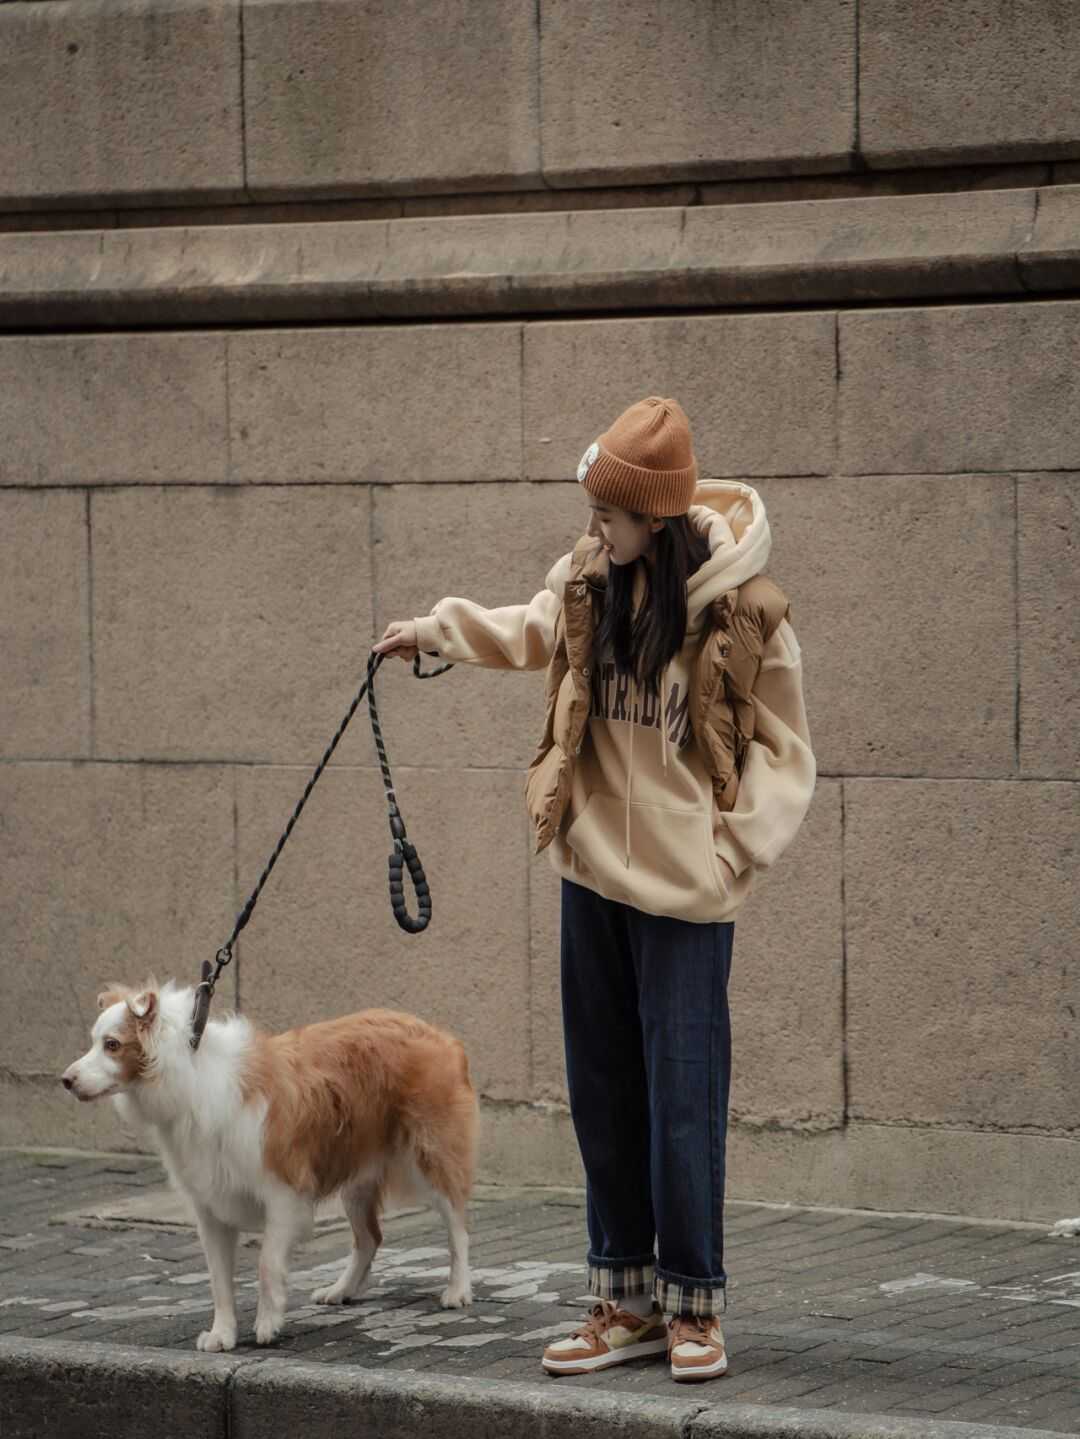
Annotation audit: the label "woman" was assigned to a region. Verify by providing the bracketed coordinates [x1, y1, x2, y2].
[375, 396, 815, 1382]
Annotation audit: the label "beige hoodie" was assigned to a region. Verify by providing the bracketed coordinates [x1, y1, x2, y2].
[413, 481, 815, 923]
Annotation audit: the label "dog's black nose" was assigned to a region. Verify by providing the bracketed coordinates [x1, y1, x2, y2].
[61, 1075, 74, 1090]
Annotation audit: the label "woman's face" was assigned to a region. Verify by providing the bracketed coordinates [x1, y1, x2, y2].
[585, 493, 663, 567]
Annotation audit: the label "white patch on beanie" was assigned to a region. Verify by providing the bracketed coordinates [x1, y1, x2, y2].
[576, 441, 599, 483]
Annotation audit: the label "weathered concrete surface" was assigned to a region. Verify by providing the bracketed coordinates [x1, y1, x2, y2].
[0, 490, 90, 759]
[540, 0, 857, 186]
[1018, 475, 1080, 778]
[729, 1122, 1080, 1225]
[0, 332, 228, 485]
[243, 0, 540, 200]
[524, 313, 837, 480]
[0, 0, 244, 211]
[6, 187, 1074, 329]
[860, 0, 1080, 170]
[844, 778, 1079, 1133]
[761, 474, 1016, 777]
[0, 762, 236, 1076]
[227, 324, 522, 483]
[839, 301, 1080, 474]
[91, 486, 373, 762]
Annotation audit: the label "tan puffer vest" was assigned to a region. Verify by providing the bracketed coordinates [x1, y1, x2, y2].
[525, 534, 789, 855]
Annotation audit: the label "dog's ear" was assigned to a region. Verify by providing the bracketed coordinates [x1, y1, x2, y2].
[97, 986, 128, 1011]
[127, 988, 158, 1027]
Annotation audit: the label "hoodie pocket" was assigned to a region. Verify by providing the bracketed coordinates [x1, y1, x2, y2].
[564, 793, 730, 917]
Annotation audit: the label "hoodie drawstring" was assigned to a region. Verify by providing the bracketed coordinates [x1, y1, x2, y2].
[625, 674, 635, 868]
[624, 669, 669, 869]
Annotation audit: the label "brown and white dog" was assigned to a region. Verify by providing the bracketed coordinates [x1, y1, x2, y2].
[61, 980, 477, 1351]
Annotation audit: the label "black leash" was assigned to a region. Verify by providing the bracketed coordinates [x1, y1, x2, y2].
[190, 649, 453, 1050]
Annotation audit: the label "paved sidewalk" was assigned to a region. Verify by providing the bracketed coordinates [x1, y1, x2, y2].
[1, 1148, 1079, 1436]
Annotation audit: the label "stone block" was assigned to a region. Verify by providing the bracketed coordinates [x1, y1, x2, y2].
[1018, 183, 1080, 292]
[839, 301, 1080, 474]
[524, 314, 836, 480]
[729, 779, 844, 1128]
[1018, 475, 1080, 778]
[540, 0, 856, 187]
[234, 765, 531, 1101]
[228, 324, 522, 483]
[844, 778, 1080, 1132]
[0, 0, 243, 210]
[759, 474, 1015, 777]
[681, 187, 1036, 304]
[371, 482, 579, 772]
[92, 486, 372, 762]
[0, 761, 235, 1076]
[0, 491, 90, 758]
[0, 1075, 146, 1154]
[841, 1123, 1080, 1224]
[860, 0, 1080, 169]
[478, 1100, 583, 1189]
[728, 1122, 1080, 1221]
[243, 0, 540, 200]
[231, 1359, 699, 1439]
[0, 333, 228, 486]
[0, 1339, 239, 1439]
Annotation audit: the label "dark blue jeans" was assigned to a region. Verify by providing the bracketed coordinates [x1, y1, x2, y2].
[560, 877, 734, 1318]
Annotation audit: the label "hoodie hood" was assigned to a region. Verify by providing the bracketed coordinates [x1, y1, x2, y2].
[544, 481, 772, 616]
[685, 481, 772, 629]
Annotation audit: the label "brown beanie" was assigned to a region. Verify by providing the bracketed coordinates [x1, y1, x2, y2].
[576, 396, 698, 517]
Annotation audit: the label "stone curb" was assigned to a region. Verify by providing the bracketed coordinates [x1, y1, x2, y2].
[2, 186, 1079, 329]
[1, 1337, 1074, 1439]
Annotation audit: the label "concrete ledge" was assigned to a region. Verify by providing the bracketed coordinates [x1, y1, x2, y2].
[1, 1338, 1074, 1439]
[3, 186, 1077, 329]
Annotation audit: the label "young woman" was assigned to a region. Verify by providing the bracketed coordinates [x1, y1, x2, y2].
[374, 396, 815, 1382]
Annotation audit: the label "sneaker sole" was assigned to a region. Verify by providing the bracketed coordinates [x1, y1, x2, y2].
[541, 1336, 669, 1375]
[670, 1355, 729, 1382]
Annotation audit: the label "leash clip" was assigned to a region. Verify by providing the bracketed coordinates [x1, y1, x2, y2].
[189, 959, 216, 1052]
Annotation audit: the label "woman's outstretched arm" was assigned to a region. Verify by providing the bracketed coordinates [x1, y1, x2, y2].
[374, 552, 573, 672]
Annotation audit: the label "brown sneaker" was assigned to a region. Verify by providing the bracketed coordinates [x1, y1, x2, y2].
[541, 1299, 668, 1375]
[668, 1314, 728, 1381]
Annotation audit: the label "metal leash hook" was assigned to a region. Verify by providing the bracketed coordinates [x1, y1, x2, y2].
[190, 944, 234, 1051]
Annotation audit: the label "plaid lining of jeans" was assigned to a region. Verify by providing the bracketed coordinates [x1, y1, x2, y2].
[655, 1275, 728, 1318]
[588, 1263, 655, 1300]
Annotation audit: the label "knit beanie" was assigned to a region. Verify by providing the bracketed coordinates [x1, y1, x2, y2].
[576, 396, 698, 517]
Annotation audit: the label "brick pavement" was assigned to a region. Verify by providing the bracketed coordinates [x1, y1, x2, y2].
[1, 1148, 1079, 1433]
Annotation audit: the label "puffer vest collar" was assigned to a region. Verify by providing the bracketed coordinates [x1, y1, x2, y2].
[524, 534, 788, 853]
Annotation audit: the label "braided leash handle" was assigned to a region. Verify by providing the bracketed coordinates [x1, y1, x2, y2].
[368, 650, 452, 935]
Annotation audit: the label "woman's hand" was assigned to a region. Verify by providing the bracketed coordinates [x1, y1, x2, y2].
[373, 620, 419, 661]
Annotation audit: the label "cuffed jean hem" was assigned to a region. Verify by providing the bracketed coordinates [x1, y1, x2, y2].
[587, 1258, 656, 1301]
[655, 1269, 728, 1319]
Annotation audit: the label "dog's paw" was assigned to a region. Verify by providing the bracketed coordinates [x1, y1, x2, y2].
[440, 1282, 472, 1309]
[1050, 1217, 1080, 1238]
[311, 1283, 348, 1305]
[254, 1315, 283, 1345]
[196, 1327, 236, 1353]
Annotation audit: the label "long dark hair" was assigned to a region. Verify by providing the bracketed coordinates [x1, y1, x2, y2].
[593, 514, 712, 697]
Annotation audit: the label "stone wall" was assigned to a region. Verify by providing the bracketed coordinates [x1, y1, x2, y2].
[0, 0, 1077, 1223]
